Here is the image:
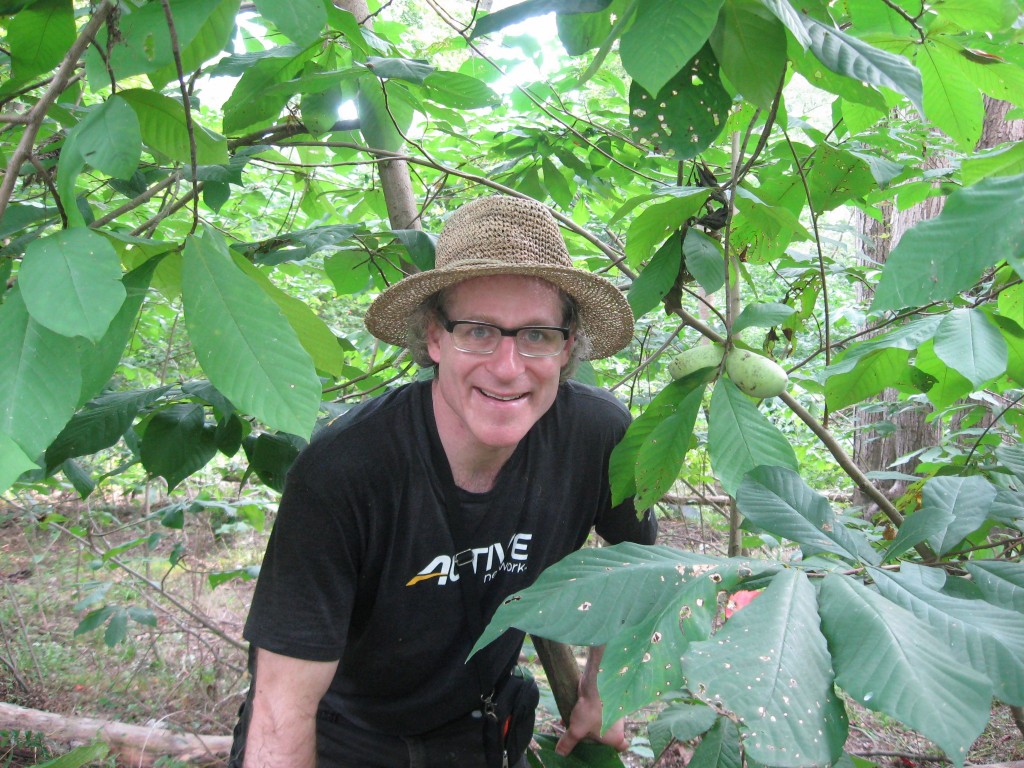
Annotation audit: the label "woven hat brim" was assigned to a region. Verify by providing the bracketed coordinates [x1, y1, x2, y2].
[364, 264, 634, 360]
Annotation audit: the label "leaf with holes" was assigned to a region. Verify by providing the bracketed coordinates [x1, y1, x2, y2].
[682, 569, 848, 767]
[620, 0, 724, 98]
[628, 44, 732, 161]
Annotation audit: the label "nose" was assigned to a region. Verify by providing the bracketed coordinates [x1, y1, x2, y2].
[487, 335, 526, 377]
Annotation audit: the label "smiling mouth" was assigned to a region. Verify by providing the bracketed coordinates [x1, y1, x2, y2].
[480, 389, 525, 402]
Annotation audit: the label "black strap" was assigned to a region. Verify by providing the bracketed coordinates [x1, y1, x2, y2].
[424, 416, 499, 716]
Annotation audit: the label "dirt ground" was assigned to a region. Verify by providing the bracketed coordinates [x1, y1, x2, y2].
[1, 508, 1022, 767]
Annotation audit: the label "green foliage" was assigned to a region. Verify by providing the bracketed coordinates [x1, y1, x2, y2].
[2, 0, 1023, 763]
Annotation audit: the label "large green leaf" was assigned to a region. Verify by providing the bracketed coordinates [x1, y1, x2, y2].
[628, 232, 680, 318]
[825, 315, 941, 375]
[140, 404, 218, 491]
[818, 574, 992, 766]
[917, 39, 984, 149]
[932, 308, 1008, 386]
[628, 45, 732, 161]
[119, 89, 229, 165]
[732, 302, 796, 335]
[824, 347, 935, 411]
[624, 192, 709, 267]
[470, 0, 612, 39]
[255, 0, 326, 45]
[7, 0, 74, 81]
[709, 0, 786, 109]
[357, 77, 413, 153]
[599, 575, 717, 731]
[182, 227, 321, 438]
[736, 466, 879, 565]
[149, 0, 240, 89]
[962, 141, 1024, 186]
[620, 0, 724, 98]
[682, 228, 725, 295]
[0, 287, 82, 459]
[880, 506, 954, 562]
[966, 561, 1024, 614]
[72, 96, 142, 180]
[235, 224, 361, 265]
[609, 369, 711, 505]
[233, 256, 346, 378]
[688, 717, 742, 768]
[802, 15, 923, 113]
[45, 387, 171, 472]
[683, 569, 848, 767]
[913, 341, 974, 410]
[19, 228, 125, 343]
[806, 144, 876, 212]
[422, 70, 501, 110]
[77, 254, 165, 406]
[920, 475, 998, 555]
[871, 173, 1024, 311]
[0, 432, 39, 494]
[648, 702, 719, 757]
[85, 0, 223, 81]
[759, 0, 811, 48]
[872, 565, 1024, 707]
[473, 542, 776, 651]
[707, 378, 798, 496]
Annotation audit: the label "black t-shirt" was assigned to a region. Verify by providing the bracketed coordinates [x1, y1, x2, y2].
[243, 379, 657, 735]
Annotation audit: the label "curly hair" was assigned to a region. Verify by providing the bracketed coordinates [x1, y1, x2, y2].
[405, 286, 591, 382]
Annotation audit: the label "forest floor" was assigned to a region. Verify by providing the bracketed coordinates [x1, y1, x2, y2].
[1, 495, 1022, 768]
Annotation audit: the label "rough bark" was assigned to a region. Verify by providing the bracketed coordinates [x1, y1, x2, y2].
[0, 702, 231, 766]
[532, 636, 581, 726]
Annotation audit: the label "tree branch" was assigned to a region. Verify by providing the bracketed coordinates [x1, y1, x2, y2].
[0, 0, 117, 221]
[159, 0, 201, 234]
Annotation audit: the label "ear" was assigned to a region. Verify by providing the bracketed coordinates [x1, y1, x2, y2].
[426, 317, 444, 364]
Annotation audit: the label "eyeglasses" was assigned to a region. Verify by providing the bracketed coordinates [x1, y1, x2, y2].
[440, 318, 570, 358]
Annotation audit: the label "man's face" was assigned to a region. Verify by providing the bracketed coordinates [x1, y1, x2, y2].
[427, 274, 572, 458]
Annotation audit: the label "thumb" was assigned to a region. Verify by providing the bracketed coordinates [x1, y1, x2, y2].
[555, 730, 580, 757]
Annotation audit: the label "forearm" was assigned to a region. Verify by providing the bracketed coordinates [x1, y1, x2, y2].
[243, 704, 318, 768]
[579, 645, 604, 697]
[242, 648, 337, 768]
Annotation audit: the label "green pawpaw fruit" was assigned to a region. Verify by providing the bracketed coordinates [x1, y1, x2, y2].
[667, 344, 725, 380]
[725, 349, 788, 398]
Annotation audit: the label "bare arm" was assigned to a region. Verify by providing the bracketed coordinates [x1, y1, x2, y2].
[243, 648, 339, 768]
[555, 645, 629, 756]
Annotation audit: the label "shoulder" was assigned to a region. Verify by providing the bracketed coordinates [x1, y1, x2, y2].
[290, 381, 427, 477]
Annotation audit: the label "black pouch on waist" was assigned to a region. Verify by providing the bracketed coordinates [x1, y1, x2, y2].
[483, 666, 540, 768]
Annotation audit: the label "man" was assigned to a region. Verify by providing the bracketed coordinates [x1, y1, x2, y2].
[231, 195, 657, 767]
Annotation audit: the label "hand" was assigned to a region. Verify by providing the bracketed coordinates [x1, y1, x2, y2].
[554, 691, 629, 757]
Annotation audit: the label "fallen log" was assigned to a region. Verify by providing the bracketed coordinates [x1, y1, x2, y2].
[0, 702, 231, 766]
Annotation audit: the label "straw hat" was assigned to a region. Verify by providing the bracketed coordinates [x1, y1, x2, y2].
[364, 195, 634, 360]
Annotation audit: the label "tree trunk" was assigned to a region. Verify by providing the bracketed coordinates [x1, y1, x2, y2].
[334, 0, 423, 236]
[0, 702, 231, 766]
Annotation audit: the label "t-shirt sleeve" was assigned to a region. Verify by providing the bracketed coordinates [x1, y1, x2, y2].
[242, 454, 360, 662]
[579, 386, 659, 546]
[595, 496, 658, 545]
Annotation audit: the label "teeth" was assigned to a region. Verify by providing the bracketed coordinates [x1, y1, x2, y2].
[482, 390, 522, 401]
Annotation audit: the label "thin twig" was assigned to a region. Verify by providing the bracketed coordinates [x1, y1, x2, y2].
[159, 0, 200, 234]
[48, 523, 245, 652]
[89, 171, 182, 229]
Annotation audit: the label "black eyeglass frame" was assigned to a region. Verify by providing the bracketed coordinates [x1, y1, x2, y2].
[439, 317, 571, 358]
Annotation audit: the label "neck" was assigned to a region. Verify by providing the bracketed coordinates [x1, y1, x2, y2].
[431, 383, 515, 493]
